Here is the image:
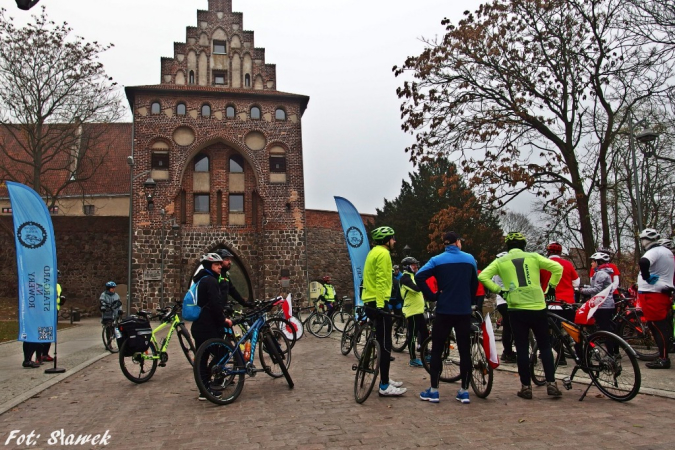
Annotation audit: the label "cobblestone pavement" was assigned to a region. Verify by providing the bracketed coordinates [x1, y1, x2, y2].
[1, 329, 674, 450]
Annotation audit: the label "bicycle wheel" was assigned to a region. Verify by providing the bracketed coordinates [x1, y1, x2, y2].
[585, 331, 641, 402]
[341, 318, 356, 356]
[262, 331, 294, 388]
[193, 338, 245, 405]
[176, 324, 196, 366]
[266, 317, 299, 348]
[102, 324, 119, 353]
[617, 314, 659, 361]
[391, 316, 408, 353]
[119, 340, 158, 384]
[353, 324, 370, 360]
[307, 312, 333, 338]
[421, 334, 462, 383]
[354, 338, 380, 404]
[331, 310, 350, 333]
[469, 337, 493, 398]
[530, 323, 563, 386]
[259, 328, 292, 378]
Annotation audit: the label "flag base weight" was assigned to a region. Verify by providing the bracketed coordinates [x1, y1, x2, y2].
[44, 367, 66, 374]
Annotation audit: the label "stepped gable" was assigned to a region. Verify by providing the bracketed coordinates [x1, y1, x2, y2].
[160, 0, 276, 91]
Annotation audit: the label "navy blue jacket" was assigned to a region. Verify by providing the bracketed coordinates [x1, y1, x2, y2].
[415, 245, 478, 315]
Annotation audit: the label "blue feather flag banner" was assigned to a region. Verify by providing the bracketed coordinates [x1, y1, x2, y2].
[5, 181, 58, 342]
[334, 196, 370, 307]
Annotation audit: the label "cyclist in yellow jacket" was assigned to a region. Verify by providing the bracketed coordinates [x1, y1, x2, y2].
[479, 232, 564, 399]
[362, 226, 406, 397]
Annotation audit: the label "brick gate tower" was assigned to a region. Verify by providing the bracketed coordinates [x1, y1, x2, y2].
[125, 0, 310, 310]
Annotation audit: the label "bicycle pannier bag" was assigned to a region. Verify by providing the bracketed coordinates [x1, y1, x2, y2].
[117, 317, 152, 356]
[182, 280, 202, 321]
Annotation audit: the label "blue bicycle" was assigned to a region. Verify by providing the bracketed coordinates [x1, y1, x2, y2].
[193, 297, 294, 405]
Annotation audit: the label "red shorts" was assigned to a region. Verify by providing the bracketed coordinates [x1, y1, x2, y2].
[638, 292, 672, 321]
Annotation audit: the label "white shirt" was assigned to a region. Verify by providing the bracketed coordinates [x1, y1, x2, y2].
[637, 245, 675, 293]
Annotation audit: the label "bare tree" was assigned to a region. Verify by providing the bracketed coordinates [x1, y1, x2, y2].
[394, 0, 675, 257]
[0, 6, 125, 215]
[498, 210, 545, 253]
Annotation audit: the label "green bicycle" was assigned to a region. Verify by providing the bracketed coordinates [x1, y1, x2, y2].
[117, 300, 196, 384]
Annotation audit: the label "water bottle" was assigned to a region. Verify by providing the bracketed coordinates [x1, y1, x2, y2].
[244, 341, 251, 361]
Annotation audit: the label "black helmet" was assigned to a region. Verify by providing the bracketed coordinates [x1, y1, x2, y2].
[216, 248, 233, 259]
[401, 257, 419, 267]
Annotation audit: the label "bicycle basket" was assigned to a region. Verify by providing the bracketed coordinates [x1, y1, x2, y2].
[560, 321, 581, 343]
[117, 317, 152, 356]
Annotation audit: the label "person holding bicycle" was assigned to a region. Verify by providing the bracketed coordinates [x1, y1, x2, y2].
[636, 229, 675, 370]
[580, 252, 617, 353]
[479, 232, 564, 400]
[399, 257, 428, 367]
[100, 281, 122, 323]
[415, 231, 477, 404]
[362, 226, 406, 397]
[191, 253, 229, 400]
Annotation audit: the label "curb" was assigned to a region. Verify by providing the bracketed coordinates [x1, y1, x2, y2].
[0, 351, 111, 416]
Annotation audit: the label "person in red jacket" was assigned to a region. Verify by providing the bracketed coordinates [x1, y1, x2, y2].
[540, 242, 580, 365]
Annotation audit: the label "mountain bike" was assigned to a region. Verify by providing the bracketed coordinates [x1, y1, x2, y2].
[117, 300, 196, 383]
[101, 304, 123, 353]
[193, 297, 293, 405]
[529, 301, 641, 402]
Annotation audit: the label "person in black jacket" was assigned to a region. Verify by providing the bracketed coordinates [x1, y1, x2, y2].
[191, 252, 229, 400]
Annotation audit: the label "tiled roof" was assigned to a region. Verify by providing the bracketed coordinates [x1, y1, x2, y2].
[0, 123, 132, 198]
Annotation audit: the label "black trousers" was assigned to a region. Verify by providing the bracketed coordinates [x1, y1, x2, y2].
[365, 306, 392, 385]
[496, 303, 514, 355]
[429, 313, 471, 390]
[406, 313, 428, 360]
[509, 309, 556, 385]
[648, 318, 671, 360]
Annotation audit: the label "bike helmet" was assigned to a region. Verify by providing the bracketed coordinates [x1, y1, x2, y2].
[596, 247, 614, 258]
[657, 238, 672, 250]
[401, 256, 419, 267]
[504, 232, 527, 243]
[639, 228, 660, 240]
[590, 252, 610, 263]
[200, 253, 223, 267]
[371, 226, 395, 243]
[546, 242, 563, 255]
[322, 275, 331, 282]
[496, 252, 508, 258]
[216, 248, 233, 259]
[105, 281, 117, 288]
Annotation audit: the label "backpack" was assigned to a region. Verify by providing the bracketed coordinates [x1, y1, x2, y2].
[182, 279, 202, 321]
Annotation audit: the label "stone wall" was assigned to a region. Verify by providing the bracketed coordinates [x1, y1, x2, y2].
[0, 216, 128, 307]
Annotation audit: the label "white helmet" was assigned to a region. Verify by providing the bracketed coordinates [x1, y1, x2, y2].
[639, 228, 660, 240]
[200, 253, 223, 264]
[590, 252, 610, 263]
[496, 252, 507, 258]
[657, 238, 672, 250]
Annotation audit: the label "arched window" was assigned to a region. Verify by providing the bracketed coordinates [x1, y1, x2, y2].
[250, 106, 261, 120]
[189, 70, 195, 84]
[151, 102, 161, 115]
[226, 105, 236, 119]
[245, 74, 251, 87]
[194, 154, 209, 172]
[201, 104, 211, 117]
[229, 155, 244, 173]
[176, 103, 186, 116]
[275, 108, 286, 121]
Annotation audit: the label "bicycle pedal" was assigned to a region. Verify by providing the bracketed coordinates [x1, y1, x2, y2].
[562, 377, 572, 390]
[159, 362, 167, 367]
[351, 364, 358, 371]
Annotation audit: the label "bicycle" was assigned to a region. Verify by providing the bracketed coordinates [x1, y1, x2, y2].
[292, 299, 333, 338]
[613, 297, 659, 361]
[340, 306, 367, 356]
[193, 297, 293, 405]
[117, 300, 196, 384]
[101, 305, 123, 353]
[529, 301, 641, 402]
[326, 296, 351, 333]
[419, 308, 494, 398]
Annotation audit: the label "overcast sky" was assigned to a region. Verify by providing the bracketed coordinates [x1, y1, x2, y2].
[9, 0, 521, 214]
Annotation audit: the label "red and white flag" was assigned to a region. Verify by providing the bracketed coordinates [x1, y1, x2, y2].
[482, 313, 500, 369]
[282, 293, 293, 319]
[575, 283, 614, 325]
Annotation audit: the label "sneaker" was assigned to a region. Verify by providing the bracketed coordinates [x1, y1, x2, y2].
[517, 384, 532, 399]
[456, 389, 470, 404]
[646, 358, 671, 369]
[34, 359, 43, 366]
[22, 361, 39, 369]
[198, 390, 222, 401]
[389, 379, 404, 388]
[379, 384, 407, 396]
[501, 353, 517, 364]
[419, 388, 440, 403]
[41, 355, 54, 362]
[547, 381, 563, 397]
[409, 358, 423, 367]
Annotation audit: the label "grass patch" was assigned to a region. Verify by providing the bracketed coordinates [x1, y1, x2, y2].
[0, 321, 77, 343]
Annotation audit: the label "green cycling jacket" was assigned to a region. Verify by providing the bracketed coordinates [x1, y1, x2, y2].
[478, 248, 563, 311]
[362, 245, 393, 309]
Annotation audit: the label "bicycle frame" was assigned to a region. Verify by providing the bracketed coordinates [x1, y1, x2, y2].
[130, 312, 182, 361]
[221, 314, 268, 375]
